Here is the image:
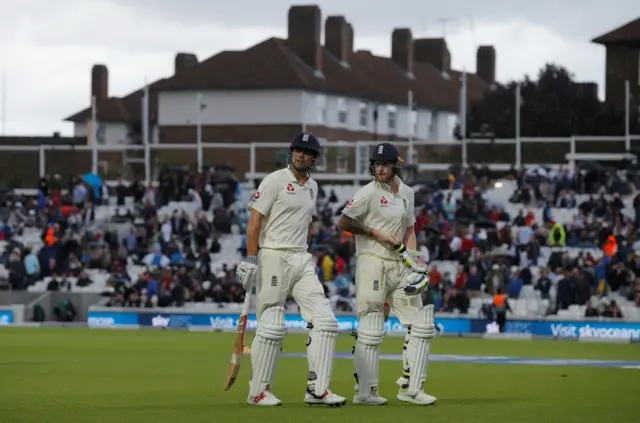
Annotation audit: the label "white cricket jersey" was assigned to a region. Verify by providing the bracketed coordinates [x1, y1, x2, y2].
[248, 167, 317, 252]
[341, 176, 416, 261]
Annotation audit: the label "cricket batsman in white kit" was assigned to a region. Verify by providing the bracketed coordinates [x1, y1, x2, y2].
[338, 142, 436, 405]
[236, 132, 347, 407]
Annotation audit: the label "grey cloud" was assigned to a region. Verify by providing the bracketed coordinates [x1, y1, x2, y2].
[111, 0, 638, 40]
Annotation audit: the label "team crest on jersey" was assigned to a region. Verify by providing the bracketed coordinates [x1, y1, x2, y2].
[286, 183, 295, 194]
[402, 198, 407, 211]
[380, 197, 388, 206]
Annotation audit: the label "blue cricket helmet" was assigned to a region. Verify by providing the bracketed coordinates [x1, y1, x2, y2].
[369, 142, 403, 175]
[290, 132, 321, 157]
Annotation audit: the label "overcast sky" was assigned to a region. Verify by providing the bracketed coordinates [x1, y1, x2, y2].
[0, 0, 637, 136]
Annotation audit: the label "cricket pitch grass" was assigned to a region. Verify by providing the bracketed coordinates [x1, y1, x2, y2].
[1, 327, 638, 423]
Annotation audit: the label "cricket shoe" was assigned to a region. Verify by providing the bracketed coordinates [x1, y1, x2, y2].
[396, 377, 436, 405]
[304, 388, 347, 407]
[247, 391, 283, 406]
[352, 386, 388, 405]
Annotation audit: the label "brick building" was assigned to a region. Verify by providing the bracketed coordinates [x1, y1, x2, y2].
[592, 17, 640, 113]
[62, 4, 495, 178]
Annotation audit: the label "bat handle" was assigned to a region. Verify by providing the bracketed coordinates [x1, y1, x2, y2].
[241, 281, 253, 316]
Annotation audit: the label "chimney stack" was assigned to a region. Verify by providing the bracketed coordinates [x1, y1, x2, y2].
[288, 5, 322, 72]
[391, 28, 414, 75]
[174, 52, 199, 75]
[476, 46, 496, 84]
[414, 38, 450, 72]
[325, 16, 352, 64]
[91, 64, 108, 101]
[576, 82, 598, 100]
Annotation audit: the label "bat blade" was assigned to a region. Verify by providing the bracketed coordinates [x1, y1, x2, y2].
[223, 314, 248, 391]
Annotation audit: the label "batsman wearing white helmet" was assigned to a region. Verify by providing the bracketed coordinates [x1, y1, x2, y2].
[338, 142, 436, 406]
[236, 132, 346, 407]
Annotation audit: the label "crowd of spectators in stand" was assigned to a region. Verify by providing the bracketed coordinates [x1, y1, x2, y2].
[2, 163, 640, 321]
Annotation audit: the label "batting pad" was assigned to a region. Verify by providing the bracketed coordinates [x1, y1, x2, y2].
[354, 311, 385, 396]
[249, 306, 286, 397]
[404, 305, 435, 395]
[306, 316, 339, 396]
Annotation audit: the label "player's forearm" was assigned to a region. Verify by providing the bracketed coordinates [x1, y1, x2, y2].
[404, 226, 417, 250]
[246, 213, 262, 256]
[338, 215, 374, 237]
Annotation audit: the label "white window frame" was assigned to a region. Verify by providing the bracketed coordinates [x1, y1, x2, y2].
[337, 97, 348, 126]
[316, 94, 327, 124]
[315, 138, 328, 171]
[359, 102, 368, 129]
[387, 105, 397, 132]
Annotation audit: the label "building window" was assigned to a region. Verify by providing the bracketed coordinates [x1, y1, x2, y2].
[316, 94, 327, 124]
[359, 102, 368, 128]
[447, 115, 458, 141]
[97, 124, 106, 145]
[428, 113, 437, 140]
[337, 98, 348, 126]
[387, 105, 397, 132]
[408, 110, 418, 137]
[336, 142, 349, 174]
[315, 138, 328, 171]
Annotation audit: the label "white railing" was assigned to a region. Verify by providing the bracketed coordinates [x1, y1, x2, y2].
[1, 135, 639, 186]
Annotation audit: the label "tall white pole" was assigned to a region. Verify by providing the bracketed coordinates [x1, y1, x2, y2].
[1, 72, 5, 135]
[515, 84, 522, 168]
[460, 71, 468, 166]
[407, 90, 414, 164]
[142, 79, 150, 183]
[196, 92, 203, 171]
[625, 79, 631, 152]
[91, 95, 98, 174]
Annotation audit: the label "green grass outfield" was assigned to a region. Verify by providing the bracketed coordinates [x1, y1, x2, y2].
[1, 327, 639, 423]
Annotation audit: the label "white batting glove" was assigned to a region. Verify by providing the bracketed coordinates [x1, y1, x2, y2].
[404, 272, 429, 296]
[395, 243, 427, 274]
[236, 255, 258, 289]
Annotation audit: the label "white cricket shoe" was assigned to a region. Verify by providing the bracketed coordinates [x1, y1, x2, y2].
[247, 391, 283, 406]
[352, 386, 388, 405]
[396, 377, 436, 405]
[304, 389, 347, 407]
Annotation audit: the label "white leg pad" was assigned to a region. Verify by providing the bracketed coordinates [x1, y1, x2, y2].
[354, 311, 385, 396]
[306, 316, 339, 396]
[404, 305, 435, 395]
[249, 306, 285, 397]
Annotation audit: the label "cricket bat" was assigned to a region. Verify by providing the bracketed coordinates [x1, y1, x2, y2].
[223, 283, 253, 391]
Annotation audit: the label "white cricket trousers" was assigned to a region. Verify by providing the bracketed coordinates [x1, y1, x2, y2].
[355, 254, 423, 326]
[255, 248, 333, 321]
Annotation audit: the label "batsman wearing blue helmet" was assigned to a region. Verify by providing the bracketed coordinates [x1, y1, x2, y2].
[236, 132, 346, 407]
[338, 142, 436, 406]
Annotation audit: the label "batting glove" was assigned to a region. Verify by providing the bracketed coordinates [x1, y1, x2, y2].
[403, 272, 429, 296]
[236, 255, 258, 289]
[395, 243, 427, 274]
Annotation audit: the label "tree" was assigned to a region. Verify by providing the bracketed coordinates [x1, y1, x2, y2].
[465, 63, 634, 138]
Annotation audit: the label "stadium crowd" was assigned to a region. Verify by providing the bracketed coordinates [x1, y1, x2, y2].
[2, 163, 640, 321]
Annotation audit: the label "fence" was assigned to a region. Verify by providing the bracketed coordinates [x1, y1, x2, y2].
[1, 135, 639, 187]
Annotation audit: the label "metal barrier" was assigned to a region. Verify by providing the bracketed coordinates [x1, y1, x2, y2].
[0, 135, 639, 186]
